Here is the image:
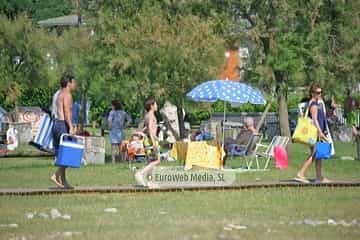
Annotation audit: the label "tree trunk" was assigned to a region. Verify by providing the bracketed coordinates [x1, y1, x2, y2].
[274, 71, 291, 137]
[177, 104, 186, 140]
[278, 94, 291, 137]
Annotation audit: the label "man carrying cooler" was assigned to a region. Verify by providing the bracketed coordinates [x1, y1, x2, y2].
[50, 74, 77, 189]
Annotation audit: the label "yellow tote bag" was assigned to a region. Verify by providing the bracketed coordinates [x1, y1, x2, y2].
[292, 103, 317, 146]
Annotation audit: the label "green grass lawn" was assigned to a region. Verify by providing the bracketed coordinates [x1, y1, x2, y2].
[0, 140, 359, 188]
[1, 138, 360, 239]
[1, 189, 360, 240]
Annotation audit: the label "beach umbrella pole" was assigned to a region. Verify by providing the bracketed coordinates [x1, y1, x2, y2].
[222, 101, 226, 148]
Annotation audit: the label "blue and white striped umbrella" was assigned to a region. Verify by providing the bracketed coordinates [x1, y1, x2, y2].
[186, 80, 266, 105]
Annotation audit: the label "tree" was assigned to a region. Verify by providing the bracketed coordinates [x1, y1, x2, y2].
[0, 14, 56, 108]
[0, 0, 73, 21]
[0, 0, 33, 20]
[317, 0, 360, 93]
[94, 2, 225, 137]
[32, 0, 73, 21]
[51, 25, 99, 130]
[210, 0, 360, 136]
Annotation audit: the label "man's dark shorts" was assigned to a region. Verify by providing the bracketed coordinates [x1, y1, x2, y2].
[52, 120, 69, 156]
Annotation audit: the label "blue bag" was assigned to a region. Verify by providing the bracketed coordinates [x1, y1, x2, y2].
[315, 141, 331, 160]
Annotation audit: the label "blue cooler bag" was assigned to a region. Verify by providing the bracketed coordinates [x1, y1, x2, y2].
[315, 141, 331, 160]
[55, 134, 85, 168]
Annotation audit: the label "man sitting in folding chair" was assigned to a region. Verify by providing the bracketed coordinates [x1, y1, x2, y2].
[223, 117, 260, 167]
[225, 133, 263, 169]
[224, 117, 257, 155]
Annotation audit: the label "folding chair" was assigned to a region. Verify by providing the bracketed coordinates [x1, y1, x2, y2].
[227, 133, 263, 169]
[254, 135, 290, 170]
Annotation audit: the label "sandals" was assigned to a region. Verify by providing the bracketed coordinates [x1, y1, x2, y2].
[50, 174, 64, 188]
[50, 174, 74, 189]
[294, 175, 310, 183]
[314, 178, 332, 184]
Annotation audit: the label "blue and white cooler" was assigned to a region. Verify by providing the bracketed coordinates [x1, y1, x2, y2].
[55, 134, 85, 168]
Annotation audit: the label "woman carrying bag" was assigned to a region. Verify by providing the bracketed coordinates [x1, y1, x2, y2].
[294, 82, 332, 184]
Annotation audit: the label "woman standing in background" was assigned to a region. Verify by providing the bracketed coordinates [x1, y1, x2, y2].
[108, 100, 132, 163]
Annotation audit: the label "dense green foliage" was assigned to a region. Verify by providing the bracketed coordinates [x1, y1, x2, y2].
[213, 0, 360, 136]
[0, 14, 56, 107]
[0, 0, 73, 21]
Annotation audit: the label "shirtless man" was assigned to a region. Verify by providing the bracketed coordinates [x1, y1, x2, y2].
[50, 74, 76, 189]
[135, 99, 160, 188]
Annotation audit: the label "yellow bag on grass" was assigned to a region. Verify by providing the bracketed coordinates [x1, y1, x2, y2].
[292, 103, 317, 146]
